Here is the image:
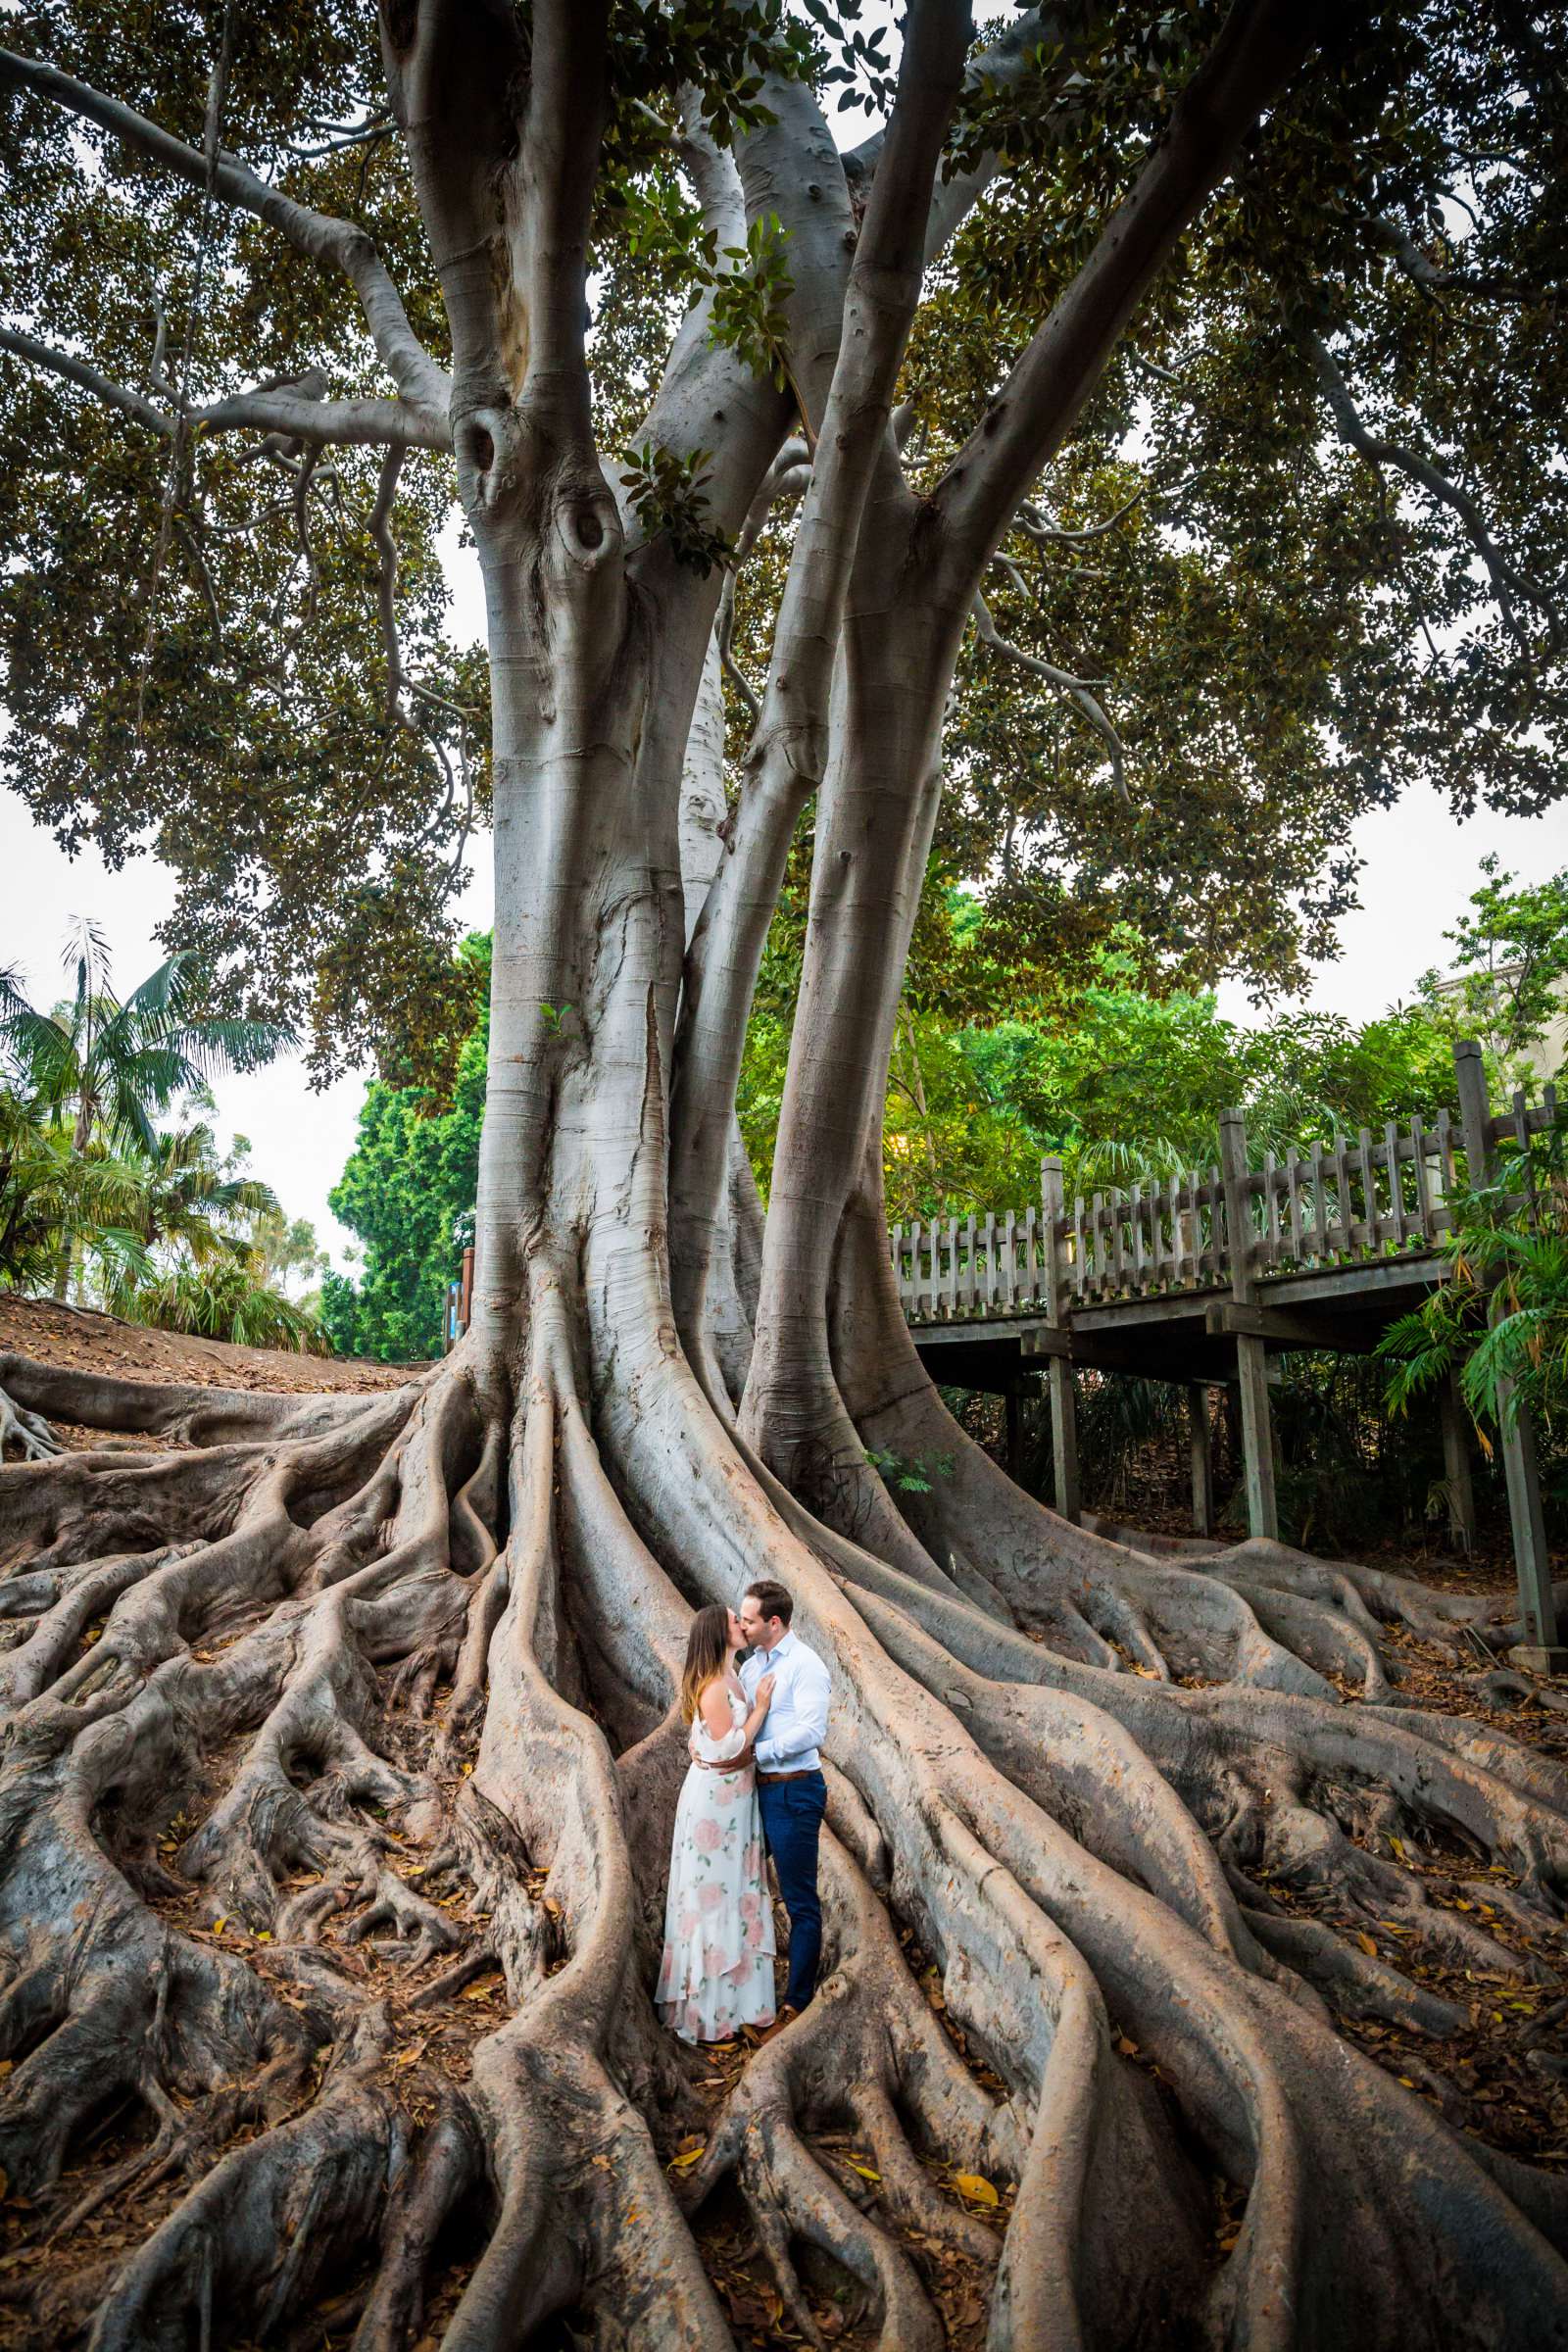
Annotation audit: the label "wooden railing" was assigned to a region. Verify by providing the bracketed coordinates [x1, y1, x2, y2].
[891, 1058, 1560, 1328]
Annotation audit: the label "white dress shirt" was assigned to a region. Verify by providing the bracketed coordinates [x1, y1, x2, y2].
[740, 1628, 831, 1773]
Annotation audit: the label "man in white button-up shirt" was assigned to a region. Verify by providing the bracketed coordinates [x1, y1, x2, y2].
[738, 1580, 831, 2021]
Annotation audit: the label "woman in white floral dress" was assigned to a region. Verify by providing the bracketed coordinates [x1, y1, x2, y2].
[657, 1604, 778, 2045]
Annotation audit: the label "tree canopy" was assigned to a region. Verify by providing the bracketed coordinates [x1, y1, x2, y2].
[1, 1, 1564, 1079]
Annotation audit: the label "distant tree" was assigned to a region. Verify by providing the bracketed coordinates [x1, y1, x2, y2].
[0, 924, 285, 1294]
[1419, 857, 1568, 1078]
[322, 949, 488, 1359]
[122, 1120, 277, 1258]
[249, 1204, 330, 1302]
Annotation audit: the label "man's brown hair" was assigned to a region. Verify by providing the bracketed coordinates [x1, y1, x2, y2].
[745, 1579, 794, 1629]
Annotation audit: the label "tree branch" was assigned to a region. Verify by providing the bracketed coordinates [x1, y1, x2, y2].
[0, 45, 450, 428]
[844, 7, 1092, 266]
[747, 0, 974, 775]
[1295, 316, 1562, 654]
[517, 0, 611, 439]
[199, 387, 449, 450]
[709, 439, 812, 726]
[148, 292, 177, 404]
[972, 588, 1129, 804]
[0, 326, 450, 451]
[1015, 486, 1145, 545]
[670, 0, 975, 1342]
[0, 325, 172, 436]
[674, 89, 748, 253]
[1127, 346, 1201, 400]
[370, 446, 409, 720]
[715, 572, 760, 726]
[934, 0, 1341, 582]
[633, 139, 796, 562]
[1363, 211, 1548, 305]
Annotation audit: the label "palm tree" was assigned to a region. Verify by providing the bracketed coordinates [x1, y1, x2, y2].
[133, 1122, 280, 1259]
[0, 924, 289, 1297]
[93, 1120, 278, 1318]
[0, 1092, 146, 1296]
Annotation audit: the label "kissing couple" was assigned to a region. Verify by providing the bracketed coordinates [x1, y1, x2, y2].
[656, 1581, 831, 2047]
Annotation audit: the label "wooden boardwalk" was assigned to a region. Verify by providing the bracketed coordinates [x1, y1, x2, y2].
[896, 1064, 1555, 1339]
[895, 1041, 1561, 1661]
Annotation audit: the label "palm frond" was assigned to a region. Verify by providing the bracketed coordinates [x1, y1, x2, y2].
[62, 914, 115, 1009]
[117, 952, 193, 1033]
[174, 1015, 296, 1077]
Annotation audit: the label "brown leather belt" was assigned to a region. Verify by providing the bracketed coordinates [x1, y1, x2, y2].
[757, 1768, 818, 1785]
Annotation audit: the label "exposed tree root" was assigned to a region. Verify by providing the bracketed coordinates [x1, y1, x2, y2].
[0, 1332, 1564, 2348]
[0, 1384, 61, 1464]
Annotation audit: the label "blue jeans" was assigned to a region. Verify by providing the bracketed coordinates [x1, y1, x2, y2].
[757, 1770, 825, 2012]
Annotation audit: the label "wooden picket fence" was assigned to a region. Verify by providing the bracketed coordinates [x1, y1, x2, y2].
[890, 1070, 1560, 1328]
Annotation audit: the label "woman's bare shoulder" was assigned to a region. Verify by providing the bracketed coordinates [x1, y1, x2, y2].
[697, 1678, 732, 1735]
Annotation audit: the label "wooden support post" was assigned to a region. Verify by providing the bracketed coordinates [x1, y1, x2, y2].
[1219, 1107, 1278, 1542]
[1005, 1385, 1024, 1484]
[1499, 1383, 1556, 1654]
[1438, 1373, 1477, 1553]
[1048, 1352, 1080, 1524]
[1233, 1342, 1277, 1542]
[1189, 1384, 1215, 1538]
[1454, 1040, 1561, 1662]
[1041, 1158, 1080, 1524]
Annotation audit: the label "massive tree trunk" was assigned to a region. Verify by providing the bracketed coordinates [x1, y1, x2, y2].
[1, 3, 1567, 2347]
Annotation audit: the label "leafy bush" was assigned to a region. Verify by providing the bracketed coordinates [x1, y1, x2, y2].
[1381, 1116, 1568, 1476]
[117, 1253, 331, 1355]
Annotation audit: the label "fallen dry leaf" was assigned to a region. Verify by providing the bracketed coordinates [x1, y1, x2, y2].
[953, 2172, 999, 2208]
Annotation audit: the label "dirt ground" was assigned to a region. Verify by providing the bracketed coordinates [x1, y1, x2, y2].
[0, 1294, 416, 1399]
[0, 1294, 418, 1471]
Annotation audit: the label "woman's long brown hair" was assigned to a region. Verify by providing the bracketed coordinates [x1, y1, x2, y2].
[678, 1602, 734, 1727]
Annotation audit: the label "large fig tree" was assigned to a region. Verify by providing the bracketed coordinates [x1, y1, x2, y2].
[1, 3, 1566, 2345]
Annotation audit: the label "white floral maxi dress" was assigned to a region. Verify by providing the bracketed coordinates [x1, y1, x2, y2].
[657, 1687, 777, 2043]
